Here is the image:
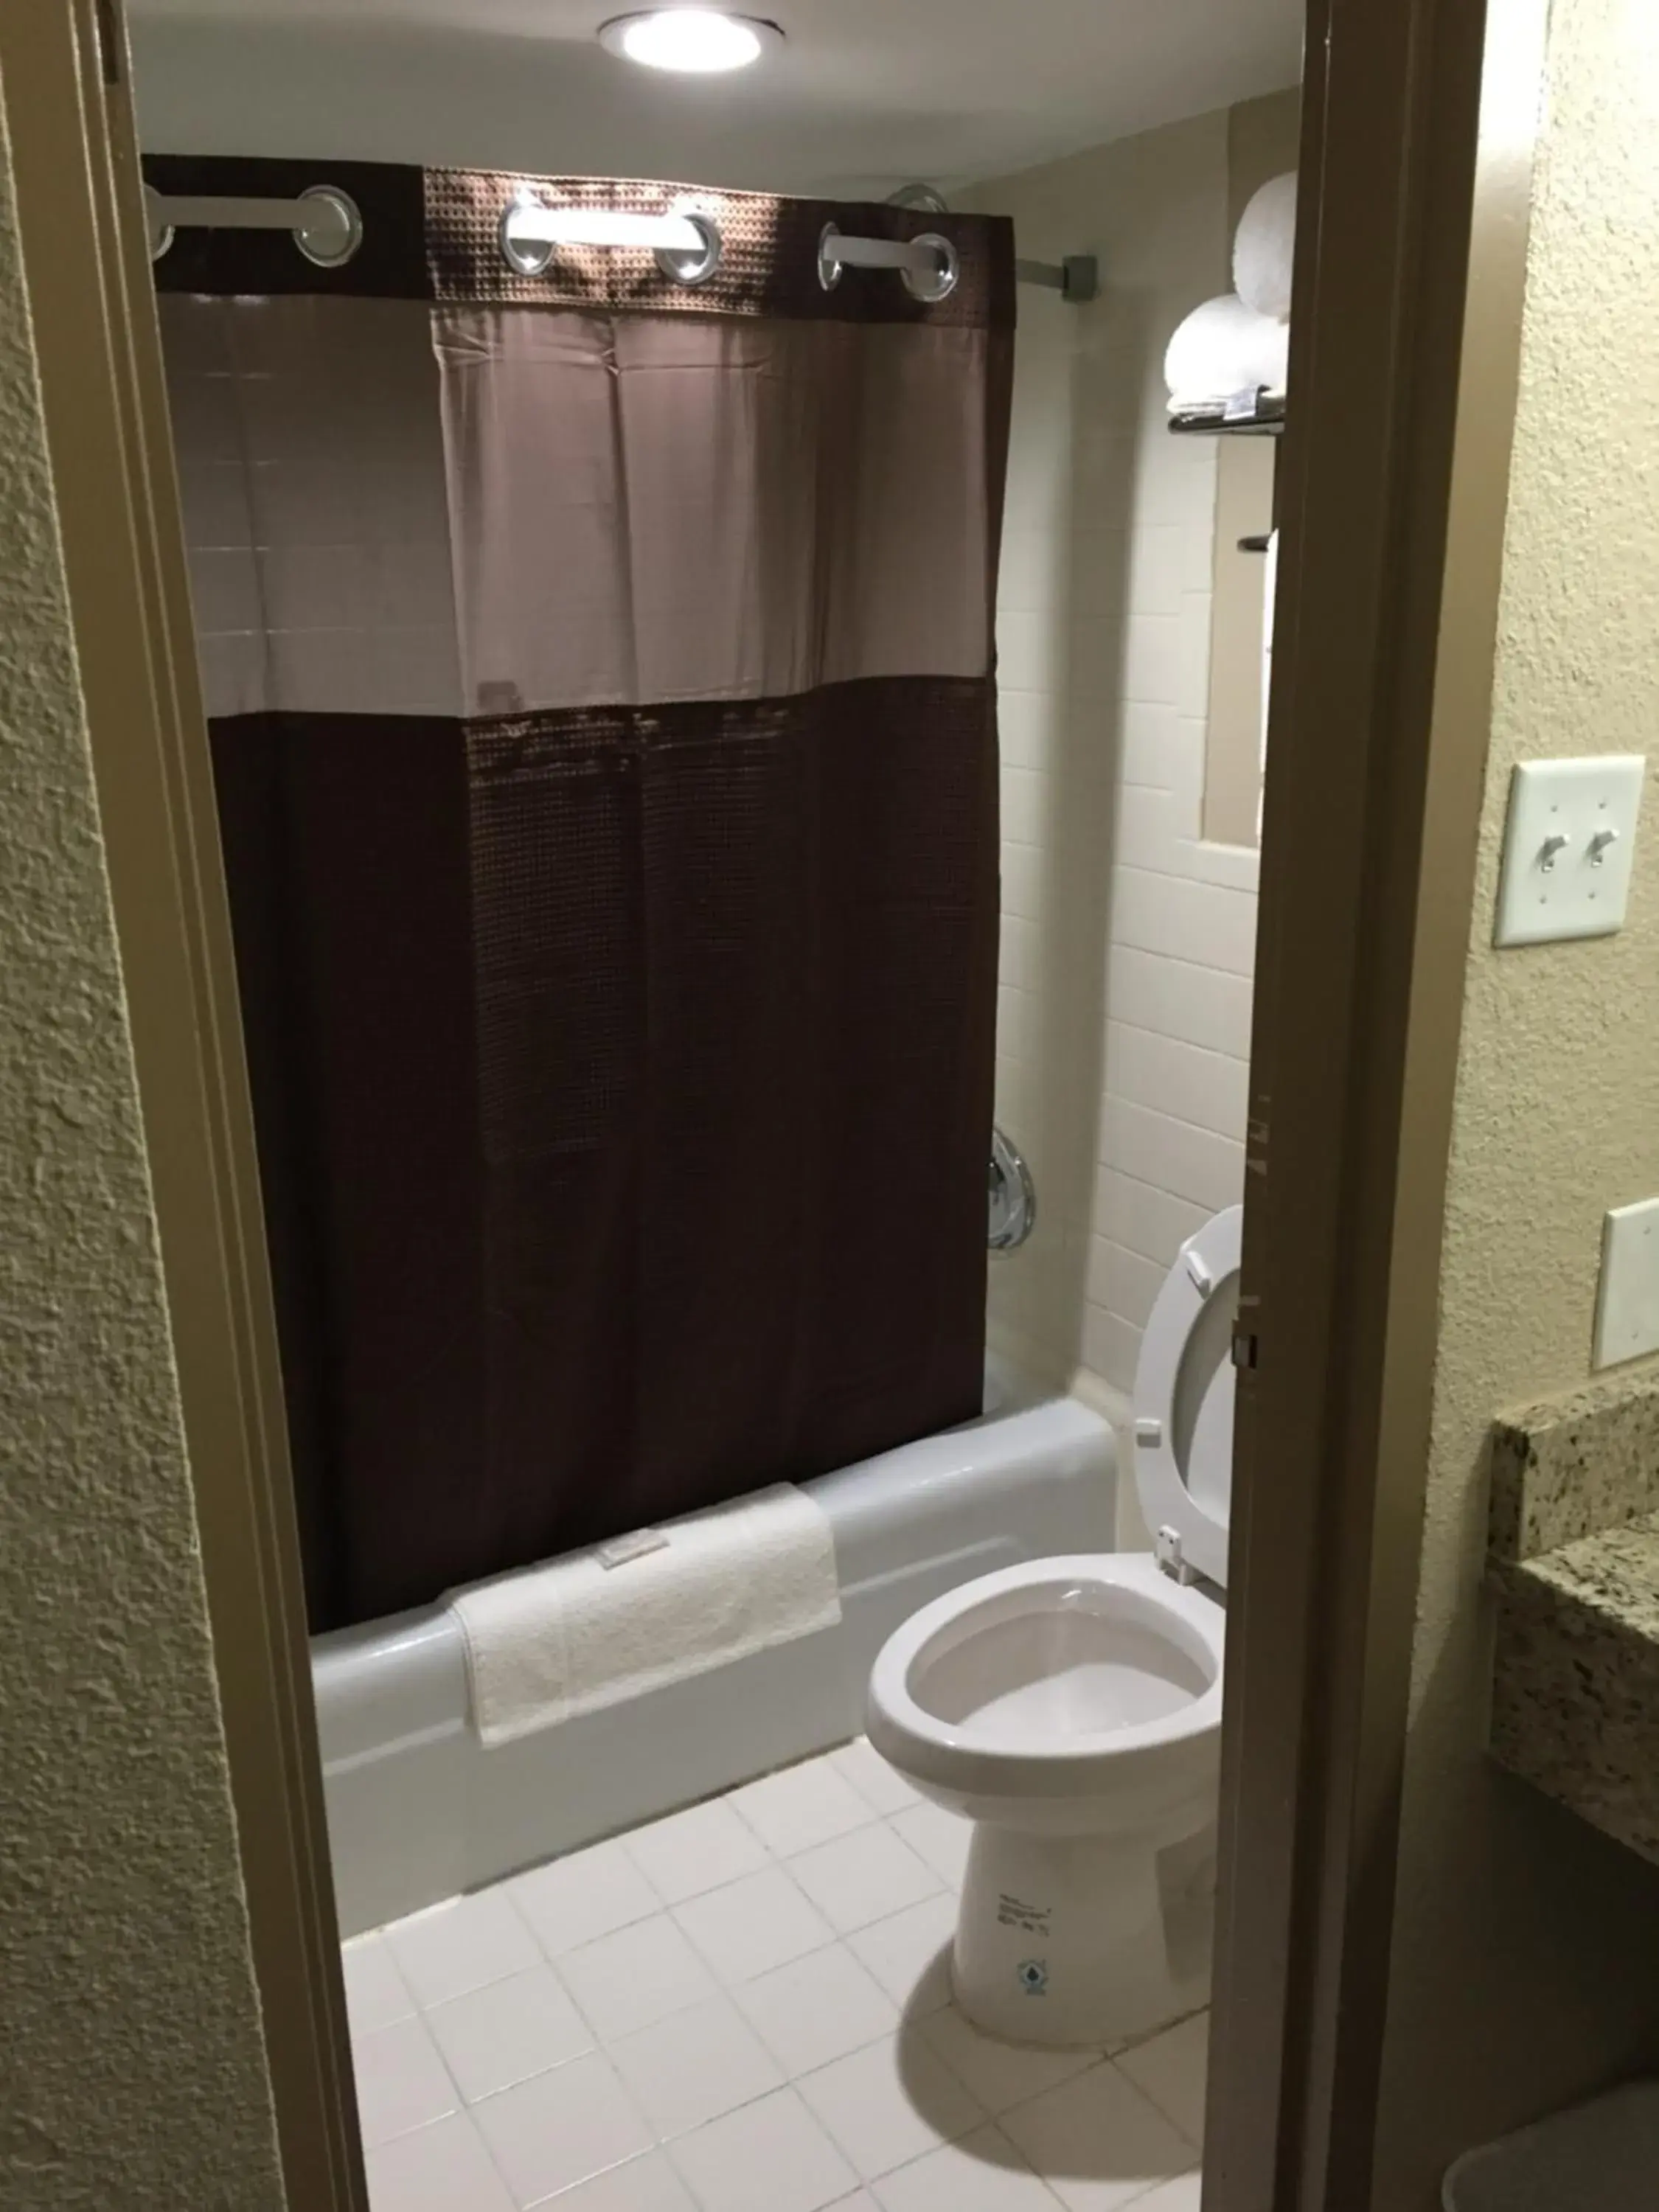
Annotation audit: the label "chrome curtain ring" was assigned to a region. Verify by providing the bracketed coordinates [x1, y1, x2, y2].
[988, 1126, 1037, 1251]
[886, 182, 951, 215]
[294, 185, 364, 269]
[145, 185, 175, 264]
[902, 231, 959, 305]
[816, 220, 844, 292]
[500, 189, 555, 276]
[655, 212, 723, 288]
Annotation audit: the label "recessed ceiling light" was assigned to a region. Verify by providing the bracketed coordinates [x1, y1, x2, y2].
[598, 10, 781, 74]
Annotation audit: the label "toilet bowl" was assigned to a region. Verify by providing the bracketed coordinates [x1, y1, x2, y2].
[866, 1203, 1241, 2048]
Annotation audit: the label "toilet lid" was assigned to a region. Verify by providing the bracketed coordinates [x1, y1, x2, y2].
[1131, 1204, 1241, 1588]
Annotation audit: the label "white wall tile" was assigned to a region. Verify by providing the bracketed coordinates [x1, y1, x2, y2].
[1104, 946, 1253, 1061]
[1085, 1239, 1168, 1331]
[1109, 868, 1257, 978]
[995, 609, 1063, 697]
[1122, 614, 1185, 709]
[998, 843, 1046, 924]
[996, 688, 1060, 771]
[1127, 525, 1191, 620]
[1096, 1100, 1246, 1217]
[1102, 1024, 1250, 1141]
[1175, 591, 1214, 720]
[998, 765, 1050, 849]
[1081, 1305, 1143, 1397]
[969, 106, 1259, 1400]
[998, 914, 1040, 992]
[1093, 1172, 1212, 1270]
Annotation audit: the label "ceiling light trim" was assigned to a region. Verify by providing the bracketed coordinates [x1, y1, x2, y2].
[597, 10, 784, 75]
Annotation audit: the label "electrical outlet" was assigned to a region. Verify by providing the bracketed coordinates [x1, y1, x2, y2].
[1593, 1199, 1659, 1369]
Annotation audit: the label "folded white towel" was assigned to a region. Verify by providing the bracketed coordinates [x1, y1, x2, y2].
[1164, 293, 1289, 412]
[1234, 172, 1298, 321]
[448, 1483, 842, 1747]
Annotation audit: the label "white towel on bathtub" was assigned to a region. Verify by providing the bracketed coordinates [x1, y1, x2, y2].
[447, 1483, 842, 1747]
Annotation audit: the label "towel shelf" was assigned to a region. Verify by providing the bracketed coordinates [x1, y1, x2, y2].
[1169, 389, 1286, 437]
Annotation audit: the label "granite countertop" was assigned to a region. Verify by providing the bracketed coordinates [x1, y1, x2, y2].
[1487, 1374, 1659, 1866]
[1515, 1509, 1659, 1632]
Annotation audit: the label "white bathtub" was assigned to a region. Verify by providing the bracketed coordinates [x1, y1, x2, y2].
[313, 1365, 1116, 1936]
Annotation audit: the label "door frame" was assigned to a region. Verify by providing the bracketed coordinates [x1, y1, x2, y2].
[0, 4, 364, 2207]
[1, 1, 1545, 2205]
[1208, 0, 1547, 2204]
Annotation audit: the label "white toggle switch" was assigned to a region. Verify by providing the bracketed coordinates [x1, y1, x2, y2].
[1494, 754, 1646, 947]
[1594, 1198, 1659, 1369]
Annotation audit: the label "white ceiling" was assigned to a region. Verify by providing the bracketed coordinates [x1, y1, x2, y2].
[128, 0, 1302, 196]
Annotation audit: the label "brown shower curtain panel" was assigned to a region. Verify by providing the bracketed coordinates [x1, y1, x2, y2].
[150, 156, 1015, 1632]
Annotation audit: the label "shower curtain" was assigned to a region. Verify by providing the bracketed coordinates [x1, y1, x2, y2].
[149, 156, 1015, 1632]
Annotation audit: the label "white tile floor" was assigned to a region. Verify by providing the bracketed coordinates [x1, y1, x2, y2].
[345, 1741, 1207, 2212]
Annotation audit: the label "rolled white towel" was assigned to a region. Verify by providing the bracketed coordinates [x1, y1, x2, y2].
[1234, 172, 1298, 320]
[1164, 293, 1289, 412]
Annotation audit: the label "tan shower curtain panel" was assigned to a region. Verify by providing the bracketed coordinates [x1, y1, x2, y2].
[150, 156, 1015, 1632]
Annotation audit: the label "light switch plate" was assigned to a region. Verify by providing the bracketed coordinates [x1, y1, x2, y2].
[1593, 1198, 1659, 1369]
[1494, 754, 1645, 947]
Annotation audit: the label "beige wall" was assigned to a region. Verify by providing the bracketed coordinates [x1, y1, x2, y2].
[1377, 0, 1659, 2198]
[0, 73, 285, 2212]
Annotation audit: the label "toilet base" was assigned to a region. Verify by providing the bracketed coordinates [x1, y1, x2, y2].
[952, 1819, 1210, 2048]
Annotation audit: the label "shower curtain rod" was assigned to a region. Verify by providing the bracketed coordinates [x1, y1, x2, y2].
[144, 184, 1099, 301]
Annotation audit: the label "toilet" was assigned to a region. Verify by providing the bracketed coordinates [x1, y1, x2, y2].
[866, 1203, 1240, 2048]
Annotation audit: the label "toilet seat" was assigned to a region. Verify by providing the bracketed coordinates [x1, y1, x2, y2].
[867, 1554, 1224, 1807]
[1132, 1204, 1241, 1590]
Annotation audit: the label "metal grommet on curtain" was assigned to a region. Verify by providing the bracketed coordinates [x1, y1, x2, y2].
[500, 189, 555, 276]
[816, 220, 844, 292]
[886, 182, 951, 215]
[294, 186, 364, 269]
[655, 212, 723, 288]
[987, 1126, 1037, 1251]
[145, 184, 175, 264]
[902, 232, 959, 304]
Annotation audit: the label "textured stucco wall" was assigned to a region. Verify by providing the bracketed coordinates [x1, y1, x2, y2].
[0, 74, 286, 2212]
[1377, 0, 1659, 2199]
